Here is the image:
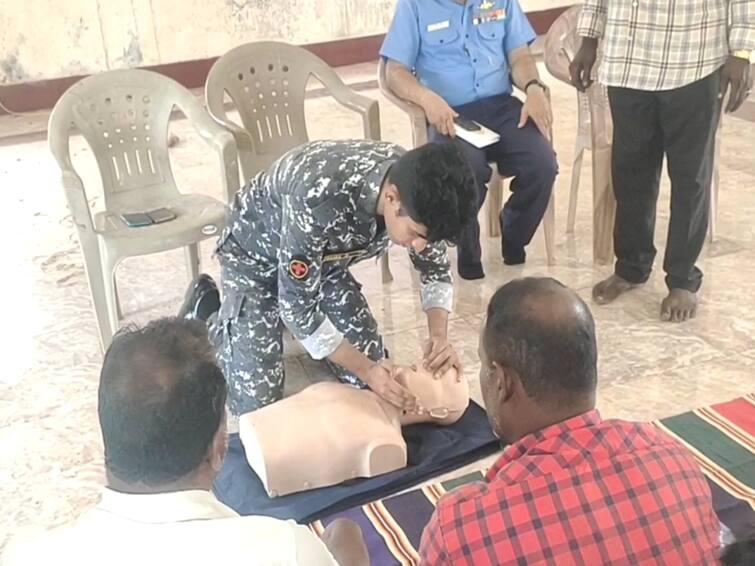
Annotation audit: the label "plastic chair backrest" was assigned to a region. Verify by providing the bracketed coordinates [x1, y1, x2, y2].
[48, 69, 192, 213]
[206, 41, 338, 176]
[544, 7, 611, 142]
[544, 6, 583, 85]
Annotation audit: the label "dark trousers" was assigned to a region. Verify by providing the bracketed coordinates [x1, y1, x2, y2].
[429, 94, 557, 268]
[608, 70, 722, 292]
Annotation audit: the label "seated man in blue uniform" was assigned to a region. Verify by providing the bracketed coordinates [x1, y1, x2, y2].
[180, 140, 477, 416]
[381, 0, 558, 280]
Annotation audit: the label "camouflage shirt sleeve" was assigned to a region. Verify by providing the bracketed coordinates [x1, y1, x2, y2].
[277, 192, 344, 360]
[409, 242, 454, 312]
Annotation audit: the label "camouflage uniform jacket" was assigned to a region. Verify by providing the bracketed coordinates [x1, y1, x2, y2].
[218, 139, 454, 360]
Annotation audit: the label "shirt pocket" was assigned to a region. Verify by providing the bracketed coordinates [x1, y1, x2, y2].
[476, 21, 507, 67]
[420, 20, 461, 58]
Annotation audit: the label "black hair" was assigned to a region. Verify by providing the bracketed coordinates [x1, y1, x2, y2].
[388, 142, 477, 243]
[721, 534, 755, 565]
[98, 317, 227, 486]
[483, 277, 597, 404]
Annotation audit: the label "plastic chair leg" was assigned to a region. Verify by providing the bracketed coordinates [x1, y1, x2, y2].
[113, 275, 124, 320]
[543, 191, 556, 266]
[185, 243, 201, 281]
[567, 150, 585, 234]
[709, 164, 719, 243]
[380, 254, 393, 284]
[79, 239, 116, 351]
[486, 170, 504, 238]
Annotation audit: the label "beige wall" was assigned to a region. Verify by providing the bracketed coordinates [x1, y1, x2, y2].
[0, 0, 569, 84]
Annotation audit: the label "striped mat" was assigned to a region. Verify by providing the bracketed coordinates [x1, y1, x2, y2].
[312, 394, 755, 566]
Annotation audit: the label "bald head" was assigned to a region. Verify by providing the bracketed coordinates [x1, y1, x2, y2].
[98, 318, 226, 487]
[483, 278, 597, 407]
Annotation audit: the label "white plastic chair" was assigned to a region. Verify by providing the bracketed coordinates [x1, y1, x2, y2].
[545, 6, 616, 264]
[566, 92, 592, 234]
[49, 69, 240, 350]
[206, 41, 392, 282]
[377, 58, 556, 265]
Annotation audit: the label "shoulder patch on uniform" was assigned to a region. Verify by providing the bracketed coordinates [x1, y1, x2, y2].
[288, 257, 310, 280]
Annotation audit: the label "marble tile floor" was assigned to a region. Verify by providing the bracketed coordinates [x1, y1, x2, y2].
[1, 60, 755, 552]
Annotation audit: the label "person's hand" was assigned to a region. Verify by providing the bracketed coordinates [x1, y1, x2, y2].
[569, 37, 598, 92]
[518, 86, 552, 139]
[420, 90, 458, 137]
[363, 360, 418, 411]
[719, 56, 753, 113]
[422, 337, 463, 380]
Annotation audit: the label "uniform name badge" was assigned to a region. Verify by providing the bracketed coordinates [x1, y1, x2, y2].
[473, 8, 506, 26]
[427, 20, 450, 32]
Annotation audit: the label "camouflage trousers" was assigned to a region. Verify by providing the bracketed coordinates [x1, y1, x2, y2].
[210, 247, 385, 416]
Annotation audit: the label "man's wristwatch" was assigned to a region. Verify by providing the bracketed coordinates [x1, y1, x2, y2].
[731, 49, 754, 63]
[524, 78, 548, 94]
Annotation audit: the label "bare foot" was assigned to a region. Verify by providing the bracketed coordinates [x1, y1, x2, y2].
[592, 274, 641, 305]
[661, 289, 697, 322]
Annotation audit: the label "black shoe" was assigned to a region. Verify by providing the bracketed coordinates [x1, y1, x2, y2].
[458, 262, 485, 280]
[178, 274, 220, 321]
[502, 237, 526, 266]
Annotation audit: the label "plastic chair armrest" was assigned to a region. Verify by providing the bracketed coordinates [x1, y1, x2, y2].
[377, 65, 429, 147]
[313, 65, 382, 140]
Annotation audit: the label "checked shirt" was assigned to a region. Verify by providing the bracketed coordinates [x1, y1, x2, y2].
[419, 411, 720, 565]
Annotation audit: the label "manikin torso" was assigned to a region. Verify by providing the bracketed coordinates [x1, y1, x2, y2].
[239, 367, 469, 497]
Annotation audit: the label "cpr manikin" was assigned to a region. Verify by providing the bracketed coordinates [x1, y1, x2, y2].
[239, 367, 469, 497]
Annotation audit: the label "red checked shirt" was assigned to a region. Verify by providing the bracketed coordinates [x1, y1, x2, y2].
[419, 411, 720, 565]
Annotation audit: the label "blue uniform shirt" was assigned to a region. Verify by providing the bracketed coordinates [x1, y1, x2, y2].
[380, 0, 536, 107]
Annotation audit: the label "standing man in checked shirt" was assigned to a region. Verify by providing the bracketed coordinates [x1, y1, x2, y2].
[570, 0, 754, 322]
[179, 140, 477, 415]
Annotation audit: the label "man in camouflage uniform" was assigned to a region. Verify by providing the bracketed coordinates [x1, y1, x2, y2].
[183, 139, 476, 415]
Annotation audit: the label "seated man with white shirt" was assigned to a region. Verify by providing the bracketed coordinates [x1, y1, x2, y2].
[3, 318, 366, 566]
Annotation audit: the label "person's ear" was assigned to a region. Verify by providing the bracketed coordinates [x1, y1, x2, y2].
[492, 362, 516, 405]
[208, 420, 228, 473]
[385, 184, 401, 207]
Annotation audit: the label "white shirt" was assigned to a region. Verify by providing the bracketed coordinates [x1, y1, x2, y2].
[2, 489, 338, 566]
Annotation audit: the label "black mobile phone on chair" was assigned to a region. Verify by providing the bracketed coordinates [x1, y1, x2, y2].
[121, 212, 152, 228]
[147, 207, 177, 224]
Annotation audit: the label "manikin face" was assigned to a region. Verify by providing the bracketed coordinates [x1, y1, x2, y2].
[382, 185, 429, 252]
[395, 366, 469, 422]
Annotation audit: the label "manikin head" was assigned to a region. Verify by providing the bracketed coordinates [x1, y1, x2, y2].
[379, 143, 477, 252]
[98, 318, 228, 494]
[480, 278, 597, 442]
[393, 366, 469, 425]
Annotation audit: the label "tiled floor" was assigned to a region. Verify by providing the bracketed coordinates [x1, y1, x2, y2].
[1, 60, 754, 550]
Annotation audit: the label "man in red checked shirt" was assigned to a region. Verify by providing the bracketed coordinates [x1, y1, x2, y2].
[419, 277, 720, 565]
